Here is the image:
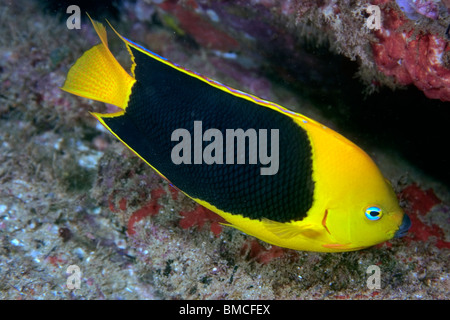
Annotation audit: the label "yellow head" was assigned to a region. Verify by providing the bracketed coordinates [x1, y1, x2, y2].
[322, 170, 407, 250]
[300, 118, 410, 251]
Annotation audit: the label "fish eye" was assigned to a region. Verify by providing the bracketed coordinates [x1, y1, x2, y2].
[365, 206, 383, 221]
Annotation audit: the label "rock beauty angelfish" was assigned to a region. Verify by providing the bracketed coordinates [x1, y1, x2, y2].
[62, 16, 411, 252]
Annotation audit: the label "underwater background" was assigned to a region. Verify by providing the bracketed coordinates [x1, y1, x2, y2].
[0, 0, 448, 299]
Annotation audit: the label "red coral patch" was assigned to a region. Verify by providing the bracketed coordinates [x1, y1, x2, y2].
[399, 184, 450, 249]
[400, 183, 441, 215]
[127, 188, 166, 236]
[240, 239, 285, 264]
[179, 205, 226, 237]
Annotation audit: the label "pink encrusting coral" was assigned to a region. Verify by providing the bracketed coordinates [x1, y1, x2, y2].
[372, 0, 450, 101]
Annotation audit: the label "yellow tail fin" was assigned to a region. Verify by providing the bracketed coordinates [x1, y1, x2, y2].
[61, 15, 135, 110]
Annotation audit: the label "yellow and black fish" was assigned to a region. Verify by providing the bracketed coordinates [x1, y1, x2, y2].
[62, 17, 411, 252]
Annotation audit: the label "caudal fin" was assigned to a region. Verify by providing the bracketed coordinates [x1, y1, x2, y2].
[61, 14, 135, 110]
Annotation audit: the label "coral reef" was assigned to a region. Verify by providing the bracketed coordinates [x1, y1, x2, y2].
[128, 0, 450, 101]
[0, 0, 448, 300]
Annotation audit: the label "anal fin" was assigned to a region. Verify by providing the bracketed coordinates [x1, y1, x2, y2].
[322, 243, 352, 250]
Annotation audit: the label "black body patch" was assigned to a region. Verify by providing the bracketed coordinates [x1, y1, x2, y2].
[103, 47, 314, 222]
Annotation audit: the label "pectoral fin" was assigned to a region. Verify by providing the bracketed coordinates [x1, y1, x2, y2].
[262, 218, 323, 239]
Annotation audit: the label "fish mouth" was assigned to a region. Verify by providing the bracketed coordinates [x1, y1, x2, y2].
[394, 214, 411, 238]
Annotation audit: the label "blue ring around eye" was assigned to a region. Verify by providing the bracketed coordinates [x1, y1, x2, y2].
[365, 206, 382, 221]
